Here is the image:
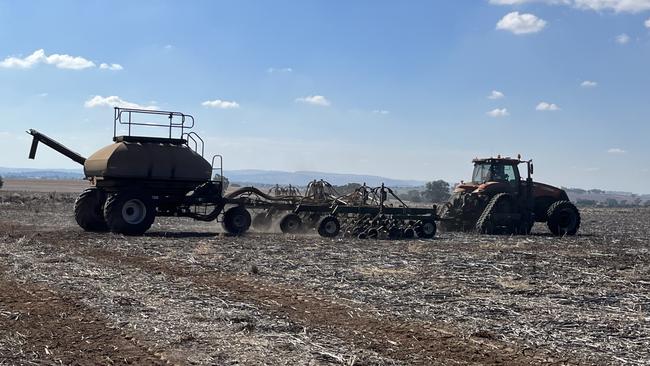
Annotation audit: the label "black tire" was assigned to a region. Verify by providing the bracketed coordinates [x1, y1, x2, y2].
[74, 188, 108, 232]
[546, 201, 580, 236]
[280, 213, 302, 234]
[252, 212, 272, 230]
[104, 192, 155, 235]
[317, 216, 340, 238]
[416, 219, 437, 239]
[403, 227, 416, 239]
[476, 193, 515, 235]
[388, 226, 402, 240]
[223, 206, 252, 235]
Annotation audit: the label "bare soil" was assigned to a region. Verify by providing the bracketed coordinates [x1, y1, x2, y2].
[1, 188, 649, 365]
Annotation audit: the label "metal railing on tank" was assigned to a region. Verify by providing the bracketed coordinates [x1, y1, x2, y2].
[113, 107, 195, 140]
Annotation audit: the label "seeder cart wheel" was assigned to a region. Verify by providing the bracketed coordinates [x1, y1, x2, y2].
[416, 219, 437, 239]
[317, 215, 341, 238]
[74, 188, 108, 232]
[280, 213, 303, 234]
[222, 206, 252, 235]
[104, 191, 156, 235]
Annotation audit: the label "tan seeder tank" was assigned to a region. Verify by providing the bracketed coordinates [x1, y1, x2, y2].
[84, 136, 212, 182]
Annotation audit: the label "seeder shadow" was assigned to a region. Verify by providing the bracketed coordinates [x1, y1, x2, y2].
[145, 231, 219, 239]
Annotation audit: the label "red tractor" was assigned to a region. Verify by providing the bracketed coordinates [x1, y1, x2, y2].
[439, 156, 580, 236]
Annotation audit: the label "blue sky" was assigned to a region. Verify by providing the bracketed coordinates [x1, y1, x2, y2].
[0, 0, 649, 193]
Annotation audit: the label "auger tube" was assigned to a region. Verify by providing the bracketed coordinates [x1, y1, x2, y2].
[27, 129, 86, 165]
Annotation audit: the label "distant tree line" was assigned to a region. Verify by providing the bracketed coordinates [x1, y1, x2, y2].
[332, 180, 452, 204]
[577, 198, 650, 208]
[402, 180, 451, 204]
[0, 175, 3, 189]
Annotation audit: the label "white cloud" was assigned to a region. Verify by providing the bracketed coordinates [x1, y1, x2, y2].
[201, 99, 240, 109]
[39, 92, 48, 97]
[490, 0, 571, 4]
[295, 95, 331, 107]
[0, 49, 95, 69]
[616, 33, 631, 44]
[164, 44, 173, 50]
[84, 95, 158, 110]
[574, 0, 650, 12]
[267, 67, 293, 74]
[488, 90, 505, 99]
[0, 49, 123, 71]
[490, 0, 650, 13]
[372, 110, 390, 115]
[646, 18, 650, 27]
[581, 80, 598, 87]
[536, 102, 561, 111]
[487, 108, 510, 117]
[607, 148, 626, 154]
[99, 63, 123, 71]
[497, 12, 547, 34]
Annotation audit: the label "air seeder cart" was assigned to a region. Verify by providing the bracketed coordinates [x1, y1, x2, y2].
[27, 107, 440, 239]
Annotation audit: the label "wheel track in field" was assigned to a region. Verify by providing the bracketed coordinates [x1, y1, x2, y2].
[0, 264, 168, 365]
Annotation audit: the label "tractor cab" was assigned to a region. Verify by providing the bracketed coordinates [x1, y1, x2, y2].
[465, 156, 533, 196]
[471, 158, 521, 186]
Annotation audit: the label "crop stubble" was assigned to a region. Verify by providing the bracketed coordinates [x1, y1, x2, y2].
[1, 191, 649, 365]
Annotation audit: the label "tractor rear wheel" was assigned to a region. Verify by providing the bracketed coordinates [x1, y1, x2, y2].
[546, 201, 580, 236]
[223, 206, 251, 235]
[104, 191, 155, 235]
[74, 188, 108, 232]
[317, 216, 340, 238]
[280, 213, 302, 234]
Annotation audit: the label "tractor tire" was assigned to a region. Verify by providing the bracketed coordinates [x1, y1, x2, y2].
[252, 212, 272, 230]
[415, 219, 437, 239]
[546, 201, 580, 236]
[476, 193, 515, 235]
[104, 191, 155, 235]
[223, 206, 252, 235]
[280, 213, 303, 234]
[317, 216, 340, 238]
[74, 188, 108, 232]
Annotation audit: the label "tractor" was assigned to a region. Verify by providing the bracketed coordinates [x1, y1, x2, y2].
[439, 156, 580, 236]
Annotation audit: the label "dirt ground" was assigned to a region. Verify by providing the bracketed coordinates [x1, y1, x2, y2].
[1, 188, 649, 365]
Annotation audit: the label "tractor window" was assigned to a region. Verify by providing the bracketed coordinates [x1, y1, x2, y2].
[501, 165, 517, 183]
[472, 163, 492, 183]
[472, 163, 518, 184]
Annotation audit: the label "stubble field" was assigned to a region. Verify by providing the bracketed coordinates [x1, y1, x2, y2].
[0, 185, 649, 365]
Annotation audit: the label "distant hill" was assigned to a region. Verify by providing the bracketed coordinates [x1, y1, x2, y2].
[0, 167, 425, 187]
[224, 170, 426, 187]
[0, 167, 83, 180]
